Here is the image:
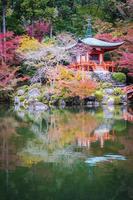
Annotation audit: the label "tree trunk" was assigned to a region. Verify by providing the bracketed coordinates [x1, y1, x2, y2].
[50, 23, 53, 38]
[2, 0, 6, 34]
[1, 0, 7, 66]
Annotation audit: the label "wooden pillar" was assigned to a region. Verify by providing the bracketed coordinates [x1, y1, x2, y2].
[86, 53, 88, 62]
[80, 55, 82, 64]
[77, 54, 80, 63]
[99, 53, 103, 64]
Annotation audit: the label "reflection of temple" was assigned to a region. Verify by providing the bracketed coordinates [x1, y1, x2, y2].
[123, 107, 133, 122]
[76, 124, 115, 148]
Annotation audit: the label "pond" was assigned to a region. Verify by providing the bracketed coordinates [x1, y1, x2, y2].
[0, 105, 133, 200]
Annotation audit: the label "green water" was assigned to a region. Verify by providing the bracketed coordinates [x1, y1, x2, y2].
[0, 105, 133, 200]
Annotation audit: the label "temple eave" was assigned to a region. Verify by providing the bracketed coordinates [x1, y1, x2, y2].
[80, 38, 124, 50]
[85, 45, 123, 51]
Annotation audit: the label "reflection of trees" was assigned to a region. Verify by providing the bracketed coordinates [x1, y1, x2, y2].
[15, 106, 132, 165]
[119, 124, 133, 158]
[0, 160, 133, 200]
[0, 118, 19, 171]
[0, 117, 20, 193]
[18, 110, 101, 164]
[22, 111, 100, 151]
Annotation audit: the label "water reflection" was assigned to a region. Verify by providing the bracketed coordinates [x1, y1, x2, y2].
[0, 105, 133, 200]
[12, 105, 132, 166]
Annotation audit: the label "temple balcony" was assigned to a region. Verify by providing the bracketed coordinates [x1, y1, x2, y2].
[69, 61, 116, 72]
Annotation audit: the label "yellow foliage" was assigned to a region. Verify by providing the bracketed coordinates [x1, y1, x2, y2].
[59, 66, 75, 81]
[18, 35, 42, 52]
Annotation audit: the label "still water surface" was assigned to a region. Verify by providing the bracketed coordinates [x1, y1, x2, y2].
[0, 105, 133, 200]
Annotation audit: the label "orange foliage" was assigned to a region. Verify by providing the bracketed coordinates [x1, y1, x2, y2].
[56, 79, 98, 99]
[47, 66, 98, 99]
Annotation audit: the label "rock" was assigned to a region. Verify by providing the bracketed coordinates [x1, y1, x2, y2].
[66, 96, 81, 106]
[86, 101, 94, 107]
[17, 89, 25, 96]
[104, 88, 114, 95]
[44, 93, 52, 101]
[121, 95, 127, 103]
[84, 96, 96, 104]
[28, 88, 40, 99]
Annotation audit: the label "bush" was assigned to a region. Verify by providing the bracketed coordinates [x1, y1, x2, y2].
[47, 67, 98, 99]
[112, 72, 126, 83]
[101, 82, 113, 88]
[114, 96, 121, 104]
[113, 87, 124, 95]
[18, 36, 42, 52]
[95, 90, 104, 102]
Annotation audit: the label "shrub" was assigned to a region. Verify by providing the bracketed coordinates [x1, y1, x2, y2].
[113, 87, 124, 95]
[101, 82, 113, 89]
[56, 79, 98, 99]
[112, 72, 126, 83]
[95, 90, 104, 102]
[18, 36, 42, 52]
[114, 96, 121, 104]
[47, 67, 98, 99]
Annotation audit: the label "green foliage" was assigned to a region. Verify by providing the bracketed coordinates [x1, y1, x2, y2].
[114, 96, 121, 105]
[101, 82, 113, 89]
[95, 90, 104, 102]
[112, 73, 126, 83]
[1, 0, 131, 36]
[113, 87, 124, 96]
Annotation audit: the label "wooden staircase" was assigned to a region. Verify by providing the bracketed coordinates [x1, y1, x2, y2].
[122, 85, 133, 100]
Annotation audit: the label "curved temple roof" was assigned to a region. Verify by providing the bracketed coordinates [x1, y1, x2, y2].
[80, 37, 124, 49]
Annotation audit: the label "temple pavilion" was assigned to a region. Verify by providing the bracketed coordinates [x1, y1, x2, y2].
[69, 19, 124, 72]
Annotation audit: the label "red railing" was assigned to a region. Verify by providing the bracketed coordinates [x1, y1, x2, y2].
[69, 61, 97, 71]
[69, 61, 116, 72]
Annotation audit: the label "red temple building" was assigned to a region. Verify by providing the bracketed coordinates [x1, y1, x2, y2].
[69, 19, 124, 72]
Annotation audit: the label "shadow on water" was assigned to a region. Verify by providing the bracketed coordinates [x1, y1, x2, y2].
[0, 105, 133, 200]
